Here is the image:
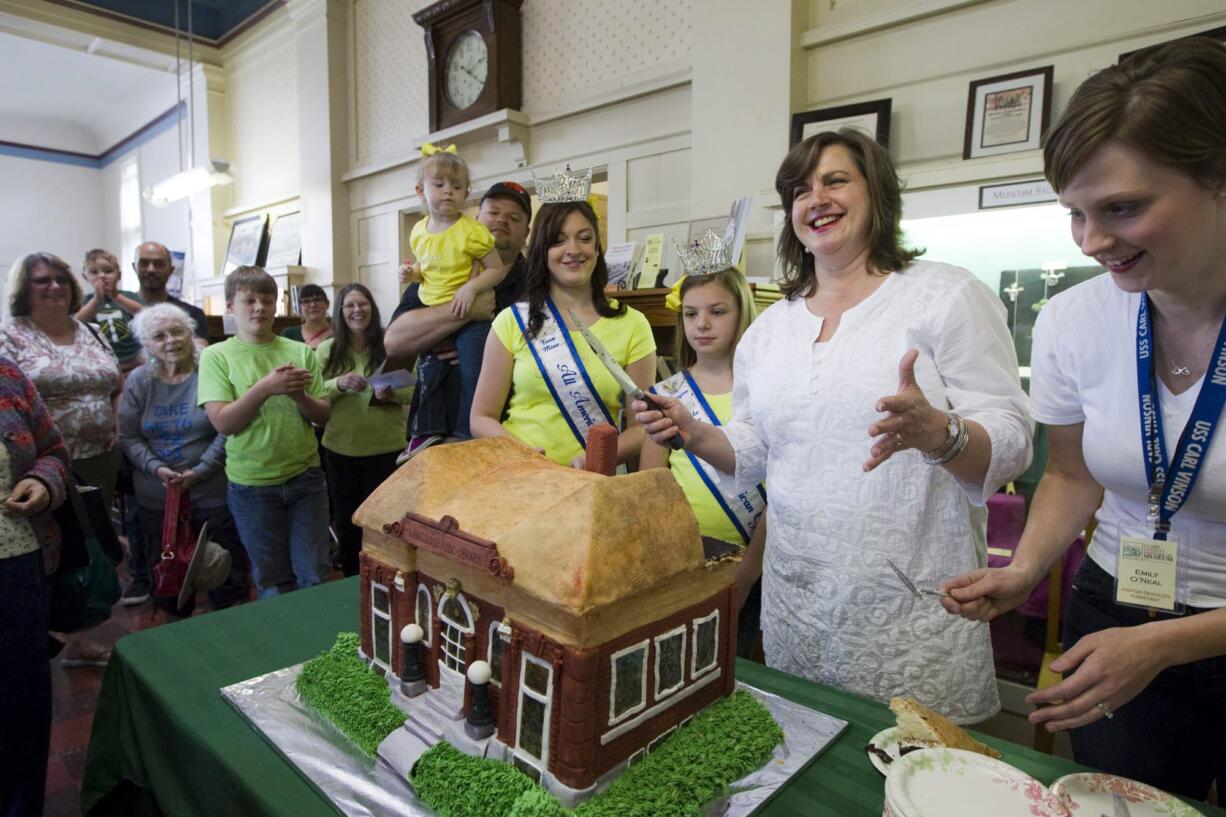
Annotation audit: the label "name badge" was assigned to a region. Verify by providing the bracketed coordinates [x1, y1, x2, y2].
[1115, 535, 1182, 613]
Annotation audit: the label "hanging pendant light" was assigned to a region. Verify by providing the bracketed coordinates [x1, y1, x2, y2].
[143, 0, 233, 207]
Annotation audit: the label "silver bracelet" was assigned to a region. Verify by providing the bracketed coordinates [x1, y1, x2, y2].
[922, 412, 968, 466]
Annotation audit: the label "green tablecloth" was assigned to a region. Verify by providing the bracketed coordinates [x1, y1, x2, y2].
[81, 577, 1224, 817]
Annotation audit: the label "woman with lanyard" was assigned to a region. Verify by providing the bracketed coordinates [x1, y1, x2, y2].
[471, 186, 655, 469]
[641, 261, 766, 657]
[943, 39, 1226, 799]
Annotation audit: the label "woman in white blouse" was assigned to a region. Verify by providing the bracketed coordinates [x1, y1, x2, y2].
[943, 40, 1226, 799]
[637, 128, 1031, 722]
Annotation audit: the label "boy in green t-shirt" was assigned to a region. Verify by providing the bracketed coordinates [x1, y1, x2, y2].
[198, 266, 333, 597]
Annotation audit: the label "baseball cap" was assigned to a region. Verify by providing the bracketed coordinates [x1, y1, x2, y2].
[481, 181, 532, 220]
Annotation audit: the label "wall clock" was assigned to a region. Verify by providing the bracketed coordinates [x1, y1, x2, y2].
[414, 0, 523, 132]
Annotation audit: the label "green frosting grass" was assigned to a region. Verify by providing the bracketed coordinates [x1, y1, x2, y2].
[411, 690, 783, 817]
[296, 632, 406, 756]
[411, 742, 540, 816]
[574, 689, 784, 817]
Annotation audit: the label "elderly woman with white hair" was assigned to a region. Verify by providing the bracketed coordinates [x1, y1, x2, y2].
[119, 303, 249, 617]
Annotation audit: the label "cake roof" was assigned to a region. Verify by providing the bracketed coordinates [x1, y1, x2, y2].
[353, 437, 708, 613]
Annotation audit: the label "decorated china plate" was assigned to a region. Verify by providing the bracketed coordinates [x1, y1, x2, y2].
[883, 748, 1071, 817]
[865, 726, 938, 776]
[1050, 773, 1206, 817]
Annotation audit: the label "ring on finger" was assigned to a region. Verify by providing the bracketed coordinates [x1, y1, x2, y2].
[893, 431, 904, 450]
[1096, 702, 1113, 720]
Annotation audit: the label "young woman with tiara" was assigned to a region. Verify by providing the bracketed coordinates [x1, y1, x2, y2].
[640, 242, 766, 657]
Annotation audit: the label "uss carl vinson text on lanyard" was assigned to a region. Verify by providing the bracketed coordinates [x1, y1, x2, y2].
[1122, 295, 1226, 614]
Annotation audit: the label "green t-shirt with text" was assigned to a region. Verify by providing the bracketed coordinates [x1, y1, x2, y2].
[197, 335, 324, 486]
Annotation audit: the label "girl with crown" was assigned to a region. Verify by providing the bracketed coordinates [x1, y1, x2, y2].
[641, 247, 767, 657]
[471, 169, 656, 468]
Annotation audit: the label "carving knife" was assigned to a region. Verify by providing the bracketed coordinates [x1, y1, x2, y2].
[567, 309, 684, 450]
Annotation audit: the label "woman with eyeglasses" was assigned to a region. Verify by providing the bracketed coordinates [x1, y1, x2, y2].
[1, 252, 124, 668]
[281, 283, 333, 349]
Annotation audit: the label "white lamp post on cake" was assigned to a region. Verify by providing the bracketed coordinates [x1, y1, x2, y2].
[400, 624, 426, 698]
[465, 660, 495, 740]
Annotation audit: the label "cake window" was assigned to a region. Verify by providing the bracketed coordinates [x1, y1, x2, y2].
[692, 610, 720, 678]
[516, 654, 553, 776]
[524, 661, 550, 696]
[416, 585, 432, 646]
[438, 592, 475, 676]
[488, 621, 505, 687]
[609, 642, 648, 724]
[518, 696, 546, 760]
[370, 581, 392, 670]
[654, 626, 686, 698]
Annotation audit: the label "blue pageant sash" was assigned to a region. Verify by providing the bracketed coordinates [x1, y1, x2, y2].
[512, 298, 615, 447]
[1135, 295, 1226, 539]
[653, 371, 766, 542]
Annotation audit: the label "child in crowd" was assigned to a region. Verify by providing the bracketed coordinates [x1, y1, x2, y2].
[399, 142, 504, 455]
[197, 266, 332, 598]
[640, 266, 766, 658]
[75, 248, 144, 372]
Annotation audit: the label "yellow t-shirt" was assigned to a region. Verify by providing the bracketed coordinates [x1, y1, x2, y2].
[663, 389, 748, 545]
[490, 304, 655, 466]
[315, 339, 413, 458]
[411, 214, 497, 306]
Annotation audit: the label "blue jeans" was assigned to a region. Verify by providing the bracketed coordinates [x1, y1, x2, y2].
[1063, 558, 1226, 800]
[412, 319, 490, 441]
[227, 467, 330, 599]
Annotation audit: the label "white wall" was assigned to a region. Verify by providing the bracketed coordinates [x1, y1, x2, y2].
[0, 154, 103, 301]
[225, 15, 300, 210]
[801, 0, 1226, 189]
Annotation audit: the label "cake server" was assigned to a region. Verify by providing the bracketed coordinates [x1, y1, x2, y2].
[567, 309, 684, 450]
[884, 558, 951, 599]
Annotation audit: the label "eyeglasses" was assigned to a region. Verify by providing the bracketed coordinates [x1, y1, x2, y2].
[31, 275, 73, 287]
[300, 297, 328, 306]
[342, 302, 370, 312]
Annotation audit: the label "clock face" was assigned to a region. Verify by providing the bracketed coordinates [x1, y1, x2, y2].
[444, 30, 488, 110]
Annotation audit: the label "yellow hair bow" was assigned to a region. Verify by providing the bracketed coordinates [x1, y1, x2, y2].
[421, 142, 458, 157]
[664, 275, 688, 312]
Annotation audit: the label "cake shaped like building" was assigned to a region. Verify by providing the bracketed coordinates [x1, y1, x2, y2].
[352, 434, 741, 802]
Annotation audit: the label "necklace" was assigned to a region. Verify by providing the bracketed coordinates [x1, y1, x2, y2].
[1163, 336, 1215, 377]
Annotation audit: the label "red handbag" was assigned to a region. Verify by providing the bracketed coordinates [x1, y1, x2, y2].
[153, 483, 196, 600]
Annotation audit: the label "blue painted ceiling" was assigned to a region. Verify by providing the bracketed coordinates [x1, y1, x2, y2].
[72, 1, 277, 42]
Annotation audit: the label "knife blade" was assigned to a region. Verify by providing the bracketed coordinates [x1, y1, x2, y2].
[567, 309, 684, 450]
[1112, 792, 1132, 817]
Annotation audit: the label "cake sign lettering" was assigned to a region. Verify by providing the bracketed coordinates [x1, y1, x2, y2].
[394, 514, 513, 581]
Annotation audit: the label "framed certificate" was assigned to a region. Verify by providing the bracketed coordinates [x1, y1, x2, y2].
[963, 66, 1053, 160]
[221, 214, 268, 276]
[790, 98, 891, 148]
[264, 211, 302, 269]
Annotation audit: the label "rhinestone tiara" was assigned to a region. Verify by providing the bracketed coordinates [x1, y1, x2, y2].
[532, 165, 593, 204]
[672, 229, 733, 276]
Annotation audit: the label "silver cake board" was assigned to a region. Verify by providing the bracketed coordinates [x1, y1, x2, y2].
[221, 662, 848, 817]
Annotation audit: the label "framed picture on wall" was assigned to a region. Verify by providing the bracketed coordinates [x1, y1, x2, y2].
[790, 98, 892, 148]
[264, 211, 303, 269]
[1118, 25, 1226, 64]
[221, 214, 268, 277]
[963, 66, 1053, 160]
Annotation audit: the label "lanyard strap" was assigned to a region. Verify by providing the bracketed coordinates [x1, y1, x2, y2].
[1135, 295, 1226, 538]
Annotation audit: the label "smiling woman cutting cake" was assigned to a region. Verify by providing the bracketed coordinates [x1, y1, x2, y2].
[943, 39, 1226, 800]
[636, 128, 1032, 722]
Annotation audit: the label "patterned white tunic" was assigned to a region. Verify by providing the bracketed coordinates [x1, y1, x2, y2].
[721, 261, 1031, 722]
